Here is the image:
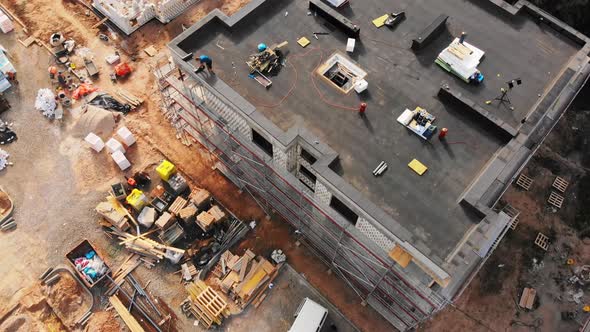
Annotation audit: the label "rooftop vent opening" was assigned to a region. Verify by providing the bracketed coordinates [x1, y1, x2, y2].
[317, 52, 367, 94]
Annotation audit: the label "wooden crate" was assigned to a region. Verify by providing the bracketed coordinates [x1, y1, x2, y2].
[534, 233, 549, 251]
[548, 191, 564, 209]
[552, 176, 569, 193]
[515, 173, 533, 191]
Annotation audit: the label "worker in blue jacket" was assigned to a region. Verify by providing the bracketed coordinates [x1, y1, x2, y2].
[196, 55, 215, 75]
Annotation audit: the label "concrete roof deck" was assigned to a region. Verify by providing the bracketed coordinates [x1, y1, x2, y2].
[174, 0, 579, 256]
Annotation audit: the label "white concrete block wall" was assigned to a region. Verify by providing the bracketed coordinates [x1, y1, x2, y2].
[273, 147, 289, 171]
[314, 181, 332, 206]
[93, 0, 201, 34]
[356, 217, 396, 253]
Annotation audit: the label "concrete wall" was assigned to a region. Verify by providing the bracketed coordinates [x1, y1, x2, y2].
[93, 0, 201, 35]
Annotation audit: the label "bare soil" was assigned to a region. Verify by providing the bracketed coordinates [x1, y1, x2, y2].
[84, 311, 122, 332]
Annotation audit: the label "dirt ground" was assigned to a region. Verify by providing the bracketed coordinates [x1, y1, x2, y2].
[0, 1, 391, 331]
[420, 86, 590, 332]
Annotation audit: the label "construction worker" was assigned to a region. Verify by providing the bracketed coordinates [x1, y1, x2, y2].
[197, 55, 214, 75]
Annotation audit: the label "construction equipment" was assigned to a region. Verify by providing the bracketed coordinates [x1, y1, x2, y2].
[384, 11, 406, 28]
[84, 58, 99, 77]
[246, 41, 288, 75]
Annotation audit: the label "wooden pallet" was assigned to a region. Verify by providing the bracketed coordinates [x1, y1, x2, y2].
[168, 196, 188, 216]
[552, 176, 569, 193]
[534, 233, 549, 251]
[515, 173, 533, 191]
[186, 281, 229, 328]
[548, 191, 564, 209]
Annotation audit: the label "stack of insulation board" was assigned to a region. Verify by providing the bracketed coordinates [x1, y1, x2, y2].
[435, 37, 484, 83]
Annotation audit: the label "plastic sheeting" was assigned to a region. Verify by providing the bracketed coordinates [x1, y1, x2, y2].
[88, 94, 131, 114]
[34, 88, 57, 118]
[0, 120, 16, 145]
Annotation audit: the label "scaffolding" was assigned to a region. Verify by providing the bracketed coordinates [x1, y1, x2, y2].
[154, 58, 447, 331]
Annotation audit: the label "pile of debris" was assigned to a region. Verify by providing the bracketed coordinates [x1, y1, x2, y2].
[96, 159, 250, 273]
[34, 88, 57, 118]
[215, 249, 283, 310]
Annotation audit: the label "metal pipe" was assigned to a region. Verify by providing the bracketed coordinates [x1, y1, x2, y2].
[372, 161, 385, 175]
[375, 163, 388, 176]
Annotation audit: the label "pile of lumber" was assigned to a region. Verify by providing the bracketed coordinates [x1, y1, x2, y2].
[96, 196, 131, 231]
[196, 205, 226, 231]
[106, 227, 185, 261]
[184, 280, 230, 329]
[218, 250, 282, 309]
[115, 89, 143, 108]
[190, 188, 211, 209]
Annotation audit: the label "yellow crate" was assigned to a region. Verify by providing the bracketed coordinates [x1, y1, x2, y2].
[126, 189, 147, 211]
[156, 159, 176, 181]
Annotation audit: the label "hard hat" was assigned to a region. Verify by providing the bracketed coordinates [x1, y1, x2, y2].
[48, 66, 58, 74]
[258, 43, 267, 52]
[199, 55, 209, 61]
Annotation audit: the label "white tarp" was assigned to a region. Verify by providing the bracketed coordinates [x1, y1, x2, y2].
[437, 38, 485, 80]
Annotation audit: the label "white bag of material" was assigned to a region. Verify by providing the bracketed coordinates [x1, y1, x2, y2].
[84, 133, 105, 152]
[0, 148, 9, 170]
[0, 14, 14, 33]
[116, 126, 136, 146]
[111, 150, 131, 170]
[34, 89, 57, 118]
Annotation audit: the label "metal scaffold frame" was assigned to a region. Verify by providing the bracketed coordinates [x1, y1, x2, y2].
[153, 58, 446, 331]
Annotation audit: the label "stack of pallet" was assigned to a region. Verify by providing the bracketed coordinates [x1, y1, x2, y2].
[218, 250, 281, 309]
[184, 280, 230, 329]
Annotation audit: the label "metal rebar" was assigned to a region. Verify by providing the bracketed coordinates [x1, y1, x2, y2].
[128, 275, 162, 317]
[105, 274, 162, 332]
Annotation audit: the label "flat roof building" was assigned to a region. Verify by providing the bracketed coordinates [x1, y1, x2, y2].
[161, 0, 590, 330]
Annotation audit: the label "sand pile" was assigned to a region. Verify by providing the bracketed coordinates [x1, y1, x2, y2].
[72, 105, 116, 140]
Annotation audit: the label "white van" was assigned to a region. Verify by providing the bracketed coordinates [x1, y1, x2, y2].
[288, 297, 329, 332]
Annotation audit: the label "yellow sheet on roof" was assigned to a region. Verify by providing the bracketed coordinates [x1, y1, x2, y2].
[408, 159, 428, 175]
[372, 14, 389, 28]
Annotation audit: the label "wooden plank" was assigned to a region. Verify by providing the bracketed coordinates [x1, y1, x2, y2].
[238, 255, 251, 282]
[388, 245, 412, 268]
[91, 17, 108, 29]
[109, 296, 145, 332]
[519, 287, 536, 309]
